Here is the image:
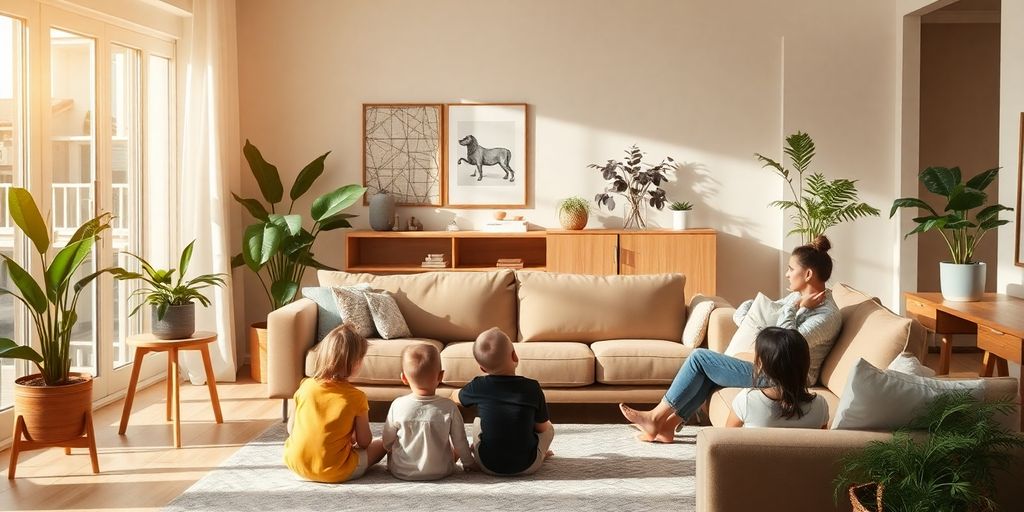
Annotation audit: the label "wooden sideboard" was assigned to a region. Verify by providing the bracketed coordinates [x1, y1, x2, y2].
[344, 229, 717, 297]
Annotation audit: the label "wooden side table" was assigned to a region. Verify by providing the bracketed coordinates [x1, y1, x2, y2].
[118, 332, 224, 448]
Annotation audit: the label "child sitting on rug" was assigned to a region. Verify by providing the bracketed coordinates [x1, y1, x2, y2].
[382, 344, 477, 480]
[284, 324, 385, 483]
[458, 327, 554, 476]
[726, 327, 829, 429]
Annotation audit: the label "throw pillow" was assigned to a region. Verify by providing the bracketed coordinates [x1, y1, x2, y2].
[830, 358, 984, 431]
[682, 295, 718, 347]
[301, 287, 343, 343]
[364, 290, 411, 340]
[886, 352, 936, 377]
[330, 284, 377, 338]
[724, 293, 783, 356]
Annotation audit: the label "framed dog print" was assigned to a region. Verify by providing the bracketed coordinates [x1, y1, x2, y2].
[445, 103, 527, 208]
[363, 104, 444, 206]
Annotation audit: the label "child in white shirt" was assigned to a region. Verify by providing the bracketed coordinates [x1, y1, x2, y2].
[382, 344, 476, 480]
[727, 327, 829, 429]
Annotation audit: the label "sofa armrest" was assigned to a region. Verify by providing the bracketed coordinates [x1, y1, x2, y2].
[706, 307, 737, 353]
[267, 298, 318, 399]
[696, 427, 1024, 512]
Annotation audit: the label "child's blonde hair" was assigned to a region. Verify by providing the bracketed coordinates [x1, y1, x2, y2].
[401, 344, 442, 387]
[312, 323, 368, 381]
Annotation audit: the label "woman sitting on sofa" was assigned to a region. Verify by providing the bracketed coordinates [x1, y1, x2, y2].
[619, 235, 841, 442]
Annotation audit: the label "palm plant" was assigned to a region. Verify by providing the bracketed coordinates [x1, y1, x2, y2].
[835, 392, 1024, 512]
[890, 166, 1012, 264]
[231, 140, 366, 310]
[756, 132, 880, 244]
[117, 241, 226, 320]
[0, 188, 121, 385]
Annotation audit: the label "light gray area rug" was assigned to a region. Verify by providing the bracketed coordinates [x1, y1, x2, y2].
[166, 423, 700, 512]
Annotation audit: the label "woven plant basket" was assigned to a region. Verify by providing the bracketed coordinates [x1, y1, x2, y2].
[559, 208, 588, 230]
[849, 483, 884, 512]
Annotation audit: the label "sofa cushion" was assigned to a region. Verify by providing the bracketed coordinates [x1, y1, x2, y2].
[819, 299, 912, 395]
[440, 341, 595, 388]
[305, 337, 443, 385]
[831, 282, 877, 310]
[318, 270, 517, 342]
[708, 386, 839, 427]
[301, 286, 342, 343]
[516, 272, 686, 343]
[591, 339, 692, 385]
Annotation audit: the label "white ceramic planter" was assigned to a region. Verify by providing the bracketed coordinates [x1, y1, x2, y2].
[939, 262, 986, 301]
[672, 210, 689, 230]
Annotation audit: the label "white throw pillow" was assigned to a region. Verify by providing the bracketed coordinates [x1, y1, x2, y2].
[724, 293, 783, 356]
[364, 290, 411, 340]
[831, 358, 984, 430]
[330, 284, 376, 338]
[886, 352, 936, 377]
[682, 295, 717, 348]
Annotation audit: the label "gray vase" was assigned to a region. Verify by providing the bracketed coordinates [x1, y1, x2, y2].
[939, 262, 986, 302]
[152, 303, 196, 339]
[369, 192, 396, 231]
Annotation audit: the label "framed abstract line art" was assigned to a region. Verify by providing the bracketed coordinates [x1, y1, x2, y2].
[363, 104, 443, 206]
[445, 103, 527, 208]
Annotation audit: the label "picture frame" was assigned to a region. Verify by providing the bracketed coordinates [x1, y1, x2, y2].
[444, 103, 527, 208]
[1016, 112, 1024, 267]
[362, 104, 444, 206]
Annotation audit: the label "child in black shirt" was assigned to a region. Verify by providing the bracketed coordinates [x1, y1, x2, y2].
[458, 327, 554, 475]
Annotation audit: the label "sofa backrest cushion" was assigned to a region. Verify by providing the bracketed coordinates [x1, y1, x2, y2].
[318, 270, 517, 342]
[831, 282, 877, 309]
[819, 298, 912, 396]
[516, 272, 686, 342]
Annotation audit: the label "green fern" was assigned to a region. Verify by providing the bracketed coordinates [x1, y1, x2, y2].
[756, 132, 879, 244]
[835, 392, 1024, 512]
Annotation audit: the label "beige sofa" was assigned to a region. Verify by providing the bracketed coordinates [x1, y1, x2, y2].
[268, 269, 719, 417]
[696, 282, 1024, 512]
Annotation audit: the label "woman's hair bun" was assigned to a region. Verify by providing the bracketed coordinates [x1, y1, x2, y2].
[810, 235, 832, 253]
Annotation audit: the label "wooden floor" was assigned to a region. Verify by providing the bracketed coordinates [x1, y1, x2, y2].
[0, 351, 989, 511]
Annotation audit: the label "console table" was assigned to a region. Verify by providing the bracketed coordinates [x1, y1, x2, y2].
[904, 292, 1024, 425]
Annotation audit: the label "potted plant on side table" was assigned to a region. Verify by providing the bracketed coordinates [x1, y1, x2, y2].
[0, 188, 123, 477]
[231, 140, 366, 382]
[890, 166, 1013, 301]
[557, 196, 590, 230]
[117, 240, 226, 339]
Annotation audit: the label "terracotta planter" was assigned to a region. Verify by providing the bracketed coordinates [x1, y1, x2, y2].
[249, 321, 269, 383]
[14, 372, 93, 443]
[559, 209, 588, 230]
[849, 482, 884, 512]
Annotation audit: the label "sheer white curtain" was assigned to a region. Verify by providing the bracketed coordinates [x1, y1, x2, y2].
[178, 0, 241, 384]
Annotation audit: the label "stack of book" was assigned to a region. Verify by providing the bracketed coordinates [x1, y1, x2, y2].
[421, 253, 448, 268]
[495, 258, 524, 269]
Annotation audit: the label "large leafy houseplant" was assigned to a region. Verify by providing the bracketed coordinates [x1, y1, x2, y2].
[591, 145, 676, 229]
[0, 188, 119, 385]
[756, 131, 880, 244]
[231, 140, 366, 310]
[890, 166, 1012, 264]
[835, 392, 1024, 512]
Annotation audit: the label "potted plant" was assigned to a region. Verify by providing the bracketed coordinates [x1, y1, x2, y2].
[669, 201, 693, 230]
[117, 241, 227, 340]
[835, 392, 1024, 511]
[232, 140, 366, 381]
[890, 166, 1012, 301]
[557, 196, 590, 230]
[756, 131, 880, 244]
[0, 188, 121, 472]
[591, 145, 676, 229]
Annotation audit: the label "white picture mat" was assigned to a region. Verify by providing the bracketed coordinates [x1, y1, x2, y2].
[446, 104, 526, 207]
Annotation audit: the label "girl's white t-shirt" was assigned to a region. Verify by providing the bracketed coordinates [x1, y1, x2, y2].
[731, 388, 829, 428]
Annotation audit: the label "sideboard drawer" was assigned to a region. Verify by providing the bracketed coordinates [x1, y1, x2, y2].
[905, 299, 936, 330]
[977, 325, 1023, 364]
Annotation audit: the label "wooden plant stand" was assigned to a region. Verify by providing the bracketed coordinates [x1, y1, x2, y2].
[8, 411, 99, 479]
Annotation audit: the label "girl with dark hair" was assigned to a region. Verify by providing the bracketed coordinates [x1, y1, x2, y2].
[620, 235, 841, 442]
[726, 327, 829, 428]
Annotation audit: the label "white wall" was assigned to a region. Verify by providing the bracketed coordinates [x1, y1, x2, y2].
[236, 0, 911, 328]
[996, 0, 1024, 298]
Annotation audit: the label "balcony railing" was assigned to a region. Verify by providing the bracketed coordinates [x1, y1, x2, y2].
[0, 183, 129, 241]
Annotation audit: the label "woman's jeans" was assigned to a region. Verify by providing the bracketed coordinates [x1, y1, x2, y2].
[664, 348, 761, 418]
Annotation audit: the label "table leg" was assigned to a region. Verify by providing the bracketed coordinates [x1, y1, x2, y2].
[995, 358, 1009, 377]
[199, 345, 224, 424]
[166, 354, 173, 421]
[938, 335, 952, 375]
[118, 347, 148, 435]
[170, 347, 181, 448]
[981, 351, 996, 377]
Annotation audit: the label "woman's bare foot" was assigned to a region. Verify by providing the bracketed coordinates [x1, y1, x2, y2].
[619, 403, 661, 441]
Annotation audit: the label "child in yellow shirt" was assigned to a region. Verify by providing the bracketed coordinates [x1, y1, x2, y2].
[284, 324, 385, 482]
